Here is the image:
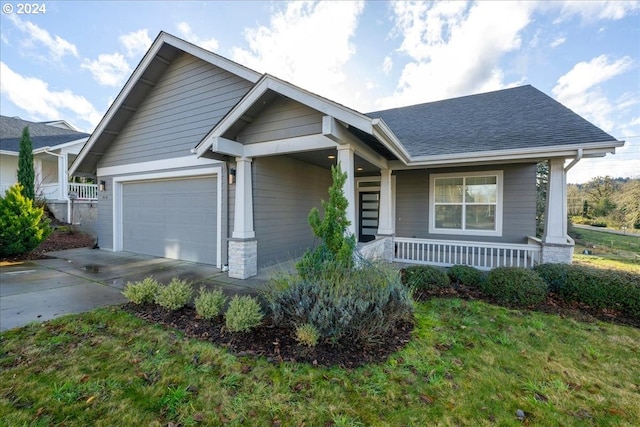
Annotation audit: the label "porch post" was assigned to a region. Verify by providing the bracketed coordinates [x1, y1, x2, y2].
[377, 169, 394, 235]
[337, 145, 356, 236]
[229, 156, 257, 279]
[34, 158, 43, 197]
[541, 158, 574, 264]
[59, 152, 68, 200]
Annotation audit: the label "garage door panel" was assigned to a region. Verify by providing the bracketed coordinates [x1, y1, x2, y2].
[122, 176, 217, 265]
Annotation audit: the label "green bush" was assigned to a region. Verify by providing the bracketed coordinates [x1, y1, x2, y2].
[122, 277, 160, 305]
[295, 323, 321, 347]
[537, 264, 640, 318]
[194, 286, 227, 319]
[225, 295, 264, 333]
[534, 263, 571, 293]
[265, 263, 414, 345]
[0, 183, 51, 256]
[448, 265, 485, 288]
[401, 265, 450, 291]
[155, 278, 193, 311]
[481, 267, 548, 306]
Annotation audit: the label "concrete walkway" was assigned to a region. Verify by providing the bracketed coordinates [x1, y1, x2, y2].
[1, 248, 277, 331]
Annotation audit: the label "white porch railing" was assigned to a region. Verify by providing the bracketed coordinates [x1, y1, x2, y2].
[394, 237, 541, 270]
[69, 183, 98, 200]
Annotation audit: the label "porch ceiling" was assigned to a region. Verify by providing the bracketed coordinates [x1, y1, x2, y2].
[286, 149, 380, 175]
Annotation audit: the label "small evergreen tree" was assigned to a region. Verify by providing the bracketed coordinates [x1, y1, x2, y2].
[296, 164, 356, 278]
[17, 126, 35, 200]
[0, 183, 51, 256]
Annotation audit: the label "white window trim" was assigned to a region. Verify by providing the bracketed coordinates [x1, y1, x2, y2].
[112, 166, 223, 267]
[428, 170, 503, 237]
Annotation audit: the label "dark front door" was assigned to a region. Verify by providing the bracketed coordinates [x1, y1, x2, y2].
[359, 191, 380, 242]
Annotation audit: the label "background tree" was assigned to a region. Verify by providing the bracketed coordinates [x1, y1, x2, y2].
[613, 180, 640, 229]
[585, 176, 618, 217]
[17, 126, 35, 200]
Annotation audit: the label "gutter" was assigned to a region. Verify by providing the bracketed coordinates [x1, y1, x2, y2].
[564, 148, 583, 172]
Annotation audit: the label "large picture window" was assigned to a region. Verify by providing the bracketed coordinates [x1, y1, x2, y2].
[429, 171, 503, 236]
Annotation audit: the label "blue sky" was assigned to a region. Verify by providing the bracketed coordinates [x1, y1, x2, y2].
[1, 1, 638, 183]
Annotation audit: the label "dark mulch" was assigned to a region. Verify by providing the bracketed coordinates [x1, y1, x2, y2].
[0, 227, 95, 263]
[413, 284, 640, 329]
[122, 303, 414, 368]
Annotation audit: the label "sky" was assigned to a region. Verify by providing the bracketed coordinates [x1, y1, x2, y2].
[1, 1, 638, 184]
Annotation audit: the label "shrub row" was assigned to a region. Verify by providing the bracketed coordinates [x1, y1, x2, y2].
[535, 263, 640, 318]
[400, 263, 640, 319]
[122, 277, 263, 332]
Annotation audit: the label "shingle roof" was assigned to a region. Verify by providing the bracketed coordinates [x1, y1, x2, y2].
[366, 85, 618, 158]
[0, 116, 89, 152]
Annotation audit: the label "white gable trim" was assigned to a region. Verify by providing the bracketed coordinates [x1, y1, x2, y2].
[71, 31, 261, 176]
[97, 155, 221, 177]
[196, 74, 380, 158]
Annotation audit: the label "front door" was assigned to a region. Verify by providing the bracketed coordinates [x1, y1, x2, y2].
[358, 191, 380, 242]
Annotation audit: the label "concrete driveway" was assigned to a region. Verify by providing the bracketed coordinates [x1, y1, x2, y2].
[0, 248, 268, 331]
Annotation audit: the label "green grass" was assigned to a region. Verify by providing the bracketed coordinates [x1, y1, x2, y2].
[572, 227, 640, 273]
[2, 302, 639, 426]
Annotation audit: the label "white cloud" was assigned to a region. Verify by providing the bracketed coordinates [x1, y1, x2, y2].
[550, 36, 566, 48]
[379, 1, 533, 109]
[119, 29, 152, 58]
[81, 53, 132, 87]
[382, 56, 393, 75]
[231, 0, 365, 107]
[176, 22, 220, 52]
[0, 62, 101, 131]
[552, 55, 633, 131]
[553, 0, 640, 23]
[7, 14, 78, 61]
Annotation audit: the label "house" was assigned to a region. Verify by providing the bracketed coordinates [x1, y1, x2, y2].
[70, 32, 623, 279]
[0, 116, 97, 224]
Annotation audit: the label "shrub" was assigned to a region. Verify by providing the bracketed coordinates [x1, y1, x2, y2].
[194, 286, 227, 319]
[544, 265, 640, 319]
[155, 278, 193, 311]
[448, 265, 485, 288]
[534, 263, 571, 293]
[225, 295, 264, 333]
[122, 277, 160, 305]
[481, 267, 547, 306]
[0, 183, 51, 256]
[265, 263, 414, 345]
[401, 265, 449, 291]
[295, 323, 321, 347]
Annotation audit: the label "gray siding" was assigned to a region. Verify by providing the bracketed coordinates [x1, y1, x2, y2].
[100, 53, 253, 167]
[395, 164, 536, 243]
[252, 156, 332, 267]
[236, 97, 323, 144]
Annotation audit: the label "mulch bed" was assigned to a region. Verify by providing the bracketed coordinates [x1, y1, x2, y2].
[0, 227, 95, 263]
[122, 303, 414, 368]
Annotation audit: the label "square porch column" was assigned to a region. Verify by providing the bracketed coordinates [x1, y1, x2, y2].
[229, 157, 257, 279]
[58, 152, 69, 200]
[337, 145, 356, 237]
[376, 168, 395, 262]
[541, 158, 574, 264]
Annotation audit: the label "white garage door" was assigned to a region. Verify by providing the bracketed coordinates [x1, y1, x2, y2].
[122, 176, 217, 264]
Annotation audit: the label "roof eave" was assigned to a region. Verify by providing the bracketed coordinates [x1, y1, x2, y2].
[396, 140, 624, 168]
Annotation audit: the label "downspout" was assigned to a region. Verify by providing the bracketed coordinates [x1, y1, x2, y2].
[42, 148, 71, 223]
[564, 148, 583, 172]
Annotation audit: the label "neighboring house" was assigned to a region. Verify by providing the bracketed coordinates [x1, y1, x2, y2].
[70, 32, 623, 279]
[0, 116, 96, 223]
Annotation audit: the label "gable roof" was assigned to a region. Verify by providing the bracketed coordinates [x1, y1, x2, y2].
[70, 31, 261, 175]
[367, 85, 620, 161]
[0, 115, 89, 153]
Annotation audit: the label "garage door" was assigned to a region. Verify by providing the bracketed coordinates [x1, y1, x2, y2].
[122, 176, 217, 264]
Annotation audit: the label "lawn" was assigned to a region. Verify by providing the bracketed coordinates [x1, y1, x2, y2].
[2, 300, 639, 426]
[572, 227, 640, 274]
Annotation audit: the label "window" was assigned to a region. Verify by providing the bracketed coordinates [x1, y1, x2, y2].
[429, 171, 503, 236]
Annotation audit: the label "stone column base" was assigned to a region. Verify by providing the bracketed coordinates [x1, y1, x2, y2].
[541, 242, 574, 264]
[228, 239, 257, 279]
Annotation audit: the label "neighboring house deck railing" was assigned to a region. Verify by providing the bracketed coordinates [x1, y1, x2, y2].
[394, 237, 541, 270]
[69, 183, 98, 200]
